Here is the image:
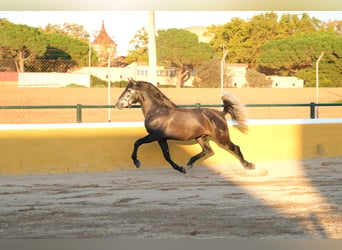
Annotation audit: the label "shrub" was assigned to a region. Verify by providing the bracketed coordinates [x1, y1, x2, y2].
[64, 83, 86, 88]
[90, 75, 128, 88]
[245, 68, 272, 87]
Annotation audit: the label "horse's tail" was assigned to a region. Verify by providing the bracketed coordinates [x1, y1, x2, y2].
[221, 92, 248, 133]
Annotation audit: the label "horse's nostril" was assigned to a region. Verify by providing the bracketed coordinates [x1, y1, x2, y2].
[115, 102, 123, 109]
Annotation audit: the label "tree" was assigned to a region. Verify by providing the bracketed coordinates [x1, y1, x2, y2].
[0, 21, 47, 72]
[0, 20, 96, 72]
[41, 22, 101, 69]
[245, 68, 272, 87]
[193, 57, 231, 88]
[257, 32, 342, 86]
[41, 22, 89, 41]
[44, 33, 92, 67]
[322, 20, 342, 35]
[208, 13, 280, 64]
[246, 12, 280, 63]
[208, 18, 249, 62]
[157, 28, 214, 87]
[277, 13, 320, 37]
[208, 12, 322, 65]
[126, 27, 148, 63]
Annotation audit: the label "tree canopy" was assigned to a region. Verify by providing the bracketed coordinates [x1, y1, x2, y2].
[206, 12, 341, 87]
[245, 68, 273, 87]
[44, 33, 91, 66]
[208, 12, 322, 64]
[2, 12, 340, 87]
[41, 22, 89, 41]
[257, 32, 342, 86]
[0, 19, 95, 72]
[0, 20, 47, 72]
[157, 28, 214, 87]
[126, 27, 148, 64]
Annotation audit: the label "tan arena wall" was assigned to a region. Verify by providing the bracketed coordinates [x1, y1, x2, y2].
[0, 120, 341, 175]
[0, 81, 18, 87]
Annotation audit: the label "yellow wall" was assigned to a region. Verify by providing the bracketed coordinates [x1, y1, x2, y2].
[0, 121, 341, 175]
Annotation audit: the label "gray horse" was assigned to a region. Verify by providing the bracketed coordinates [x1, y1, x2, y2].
[115, 79, 255, 174]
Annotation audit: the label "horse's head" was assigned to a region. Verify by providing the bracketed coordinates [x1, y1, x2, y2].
[115, 78, 140, 109]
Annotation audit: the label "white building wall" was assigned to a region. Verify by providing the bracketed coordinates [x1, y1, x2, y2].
[226, 64, 248, 88]
[18, 73, 90, 88]
[270, 76, 304, 88]
[74, 63, 193, 86]
[226, 64, 304, 88]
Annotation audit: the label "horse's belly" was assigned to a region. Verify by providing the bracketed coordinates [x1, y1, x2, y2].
[165, 118, 211, 140]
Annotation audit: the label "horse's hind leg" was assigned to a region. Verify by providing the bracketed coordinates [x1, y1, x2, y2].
[227, 141, 255, 169]
[158, 139, 186, 174]
[218, 137, 255, 170]
[186, 135, 213, 170]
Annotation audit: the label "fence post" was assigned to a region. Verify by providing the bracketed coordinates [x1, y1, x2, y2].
[310, 102, 315, 119]
[76, 104, 82, 123]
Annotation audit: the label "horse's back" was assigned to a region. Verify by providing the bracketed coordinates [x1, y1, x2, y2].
[166, 108, 227, 139]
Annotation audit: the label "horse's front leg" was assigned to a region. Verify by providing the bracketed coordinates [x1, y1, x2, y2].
[132, 134, 158, 168]
[158, 139, 186, 174]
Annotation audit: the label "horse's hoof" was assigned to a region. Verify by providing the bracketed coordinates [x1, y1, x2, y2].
[179, 166, 186, 174]
[185, 165, 193, 171]
[134, 159, 141, 168]
[245, 162, 255, 170]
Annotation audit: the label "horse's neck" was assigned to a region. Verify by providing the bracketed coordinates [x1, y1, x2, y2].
[139, 89, 174, 117]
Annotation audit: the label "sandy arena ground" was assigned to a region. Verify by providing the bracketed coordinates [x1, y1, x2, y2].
[0, 158, 341, 239]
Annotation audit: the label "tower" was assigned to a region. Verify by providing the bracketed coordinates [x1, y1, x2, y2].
[92, 21, 117, 66]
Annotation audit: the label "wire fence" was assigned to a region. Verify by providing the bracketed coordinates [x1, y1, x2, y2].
[0, 58, 78, 72]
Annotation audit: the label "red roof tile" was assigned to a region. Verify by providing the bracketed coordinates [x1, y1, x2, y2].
[92, 21, 116, 47]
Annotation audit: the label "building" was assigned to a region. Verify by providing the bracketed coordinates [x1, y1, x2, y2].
[91, 21, 117, 66]
[225, 64, 304, 88]
[74, 62, 193, 87]
[226, 64, 249, 88]
[269, 76, 304, 88]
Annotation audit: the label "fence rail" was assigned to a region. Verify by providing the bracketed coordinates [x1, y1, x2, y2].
[1, 102, 342, 123]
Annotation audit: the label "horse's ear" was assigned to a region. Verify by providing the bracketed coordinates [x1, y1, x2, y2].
[127, 77, 137, 85]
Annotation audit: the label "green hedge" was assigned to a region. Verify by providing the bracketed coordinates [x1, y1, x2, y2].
[90, 75, 129, 88]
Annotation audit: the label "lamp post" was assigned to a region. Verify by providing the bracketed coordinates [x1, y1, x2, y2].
[315, 52, 324, 118]
[220, 45, 228, 94]
[85, 34, 92, 87]
[88, 38, 91, 75]
[107, 47, 115, 122]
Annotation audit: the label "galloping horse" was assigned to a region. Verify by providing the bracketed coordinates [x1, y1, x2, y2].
[115, 79, 255, 174]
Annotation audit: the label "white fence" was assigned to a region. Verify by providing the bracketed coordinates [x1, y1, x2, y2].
[18, 72, 90, 88]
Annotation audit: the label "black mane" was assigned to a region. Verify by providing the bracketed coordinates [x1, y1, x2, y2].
[136, 81, 177, 108]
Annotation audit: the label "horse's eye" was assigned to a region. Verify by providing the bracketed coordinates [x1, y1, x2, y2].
[127, 89, 135, 95]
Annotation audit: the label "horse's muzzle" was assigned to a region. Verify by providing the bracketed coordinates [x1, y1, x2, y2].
[115, 101, 125, 109]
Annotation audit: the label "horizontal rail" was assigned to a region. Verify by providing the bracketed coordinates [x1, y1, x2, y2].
[2, 103, 342, 109]
[1, 102, 341, 123]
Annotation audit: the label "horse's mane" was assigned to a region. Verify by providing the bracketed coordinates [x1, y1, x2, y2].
[136, 81, 177, 108]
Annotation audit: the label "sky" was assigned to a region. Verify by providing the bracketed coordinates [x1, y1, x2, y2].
[0, 11, 341, 56]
